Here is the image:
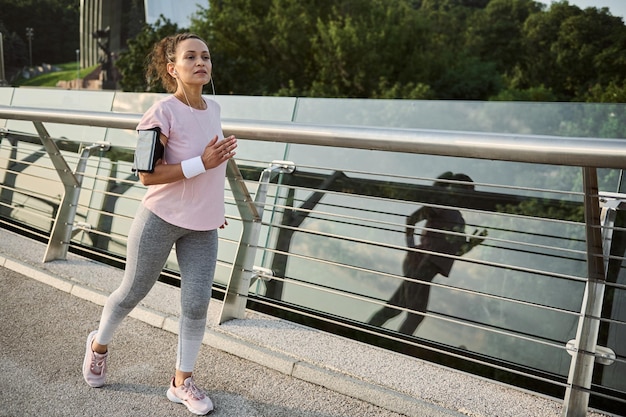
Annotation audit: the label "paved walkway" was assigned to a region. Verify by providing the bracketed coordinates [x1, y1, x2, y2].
[0, 229, 614, 417]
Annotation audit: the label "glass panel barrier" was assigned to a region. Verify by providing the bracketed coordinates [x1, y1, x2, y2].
[293, 98, 626, 138]
[1, 96, 625, 415]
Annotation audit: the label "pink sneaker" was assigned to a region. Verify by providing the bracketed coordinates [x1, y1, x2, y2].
[82, 330, 107, 388]
[166, 376, 214, 415]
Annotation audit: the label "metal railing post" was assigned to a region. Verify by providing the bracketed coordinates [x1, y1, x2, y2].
[219, 160, 295, 324]
[32, 121, 110, 262]
[562, 167, 607, 417]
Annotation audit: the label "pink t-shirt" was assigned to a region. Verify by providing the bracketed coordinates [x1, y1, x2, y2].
[136, 95, 227, 231]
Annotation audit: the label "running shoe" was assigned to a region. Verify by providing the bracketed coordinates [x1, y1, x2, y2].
[82, 330, 107, 388]
[166, 376, 214, 415]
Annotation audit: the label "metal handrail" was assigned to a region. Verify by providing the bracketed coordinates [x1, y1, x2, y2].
[1, 105, 626, 167]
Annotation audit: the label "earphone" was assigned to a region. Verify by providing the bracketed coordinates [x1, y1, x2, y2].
[172, 69, 178, 77]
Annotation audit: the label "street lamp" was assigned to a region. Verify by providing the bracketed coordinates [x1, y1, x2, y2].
[76, 49, 80, 88]
[0, 33, 6, 85]
[25, 27, 34, 67]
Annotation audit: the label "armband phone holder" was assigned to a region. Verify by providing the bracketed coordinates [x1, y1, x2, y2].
[132, 127, 164, 173]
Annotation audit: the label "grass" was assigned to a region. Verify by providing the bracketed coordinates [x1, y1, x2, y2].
[16, 62, 99, 87]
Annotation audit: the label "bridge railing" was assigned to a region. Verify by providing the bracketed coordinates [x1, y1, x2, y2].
[1, 102, 625, 417]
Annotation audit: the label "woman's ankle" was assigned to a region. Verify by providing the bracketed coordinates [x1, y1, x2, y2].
[174, 371, 192, 387]
[91, 341, 108, 354]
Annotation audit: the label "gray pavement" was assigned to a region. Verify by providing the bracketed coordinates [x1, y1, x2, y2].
[0, 266, 408, 417]
[0, 229, 615, 417]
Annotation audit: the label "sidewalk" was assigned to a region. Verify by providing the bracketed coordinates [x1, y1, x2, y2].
[0, 228, 613, 417]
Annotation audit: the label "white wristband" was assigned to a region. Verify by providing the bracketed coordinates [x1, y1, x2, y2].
[181, 156, 206, 178]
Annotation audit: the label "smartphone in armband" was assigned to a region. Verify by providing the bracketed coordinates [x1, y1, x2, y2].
[132, 127, 164, 173]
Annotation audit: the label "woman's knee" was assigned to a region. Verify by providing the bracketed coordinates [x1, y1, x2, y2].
[181, 297, 211, 320]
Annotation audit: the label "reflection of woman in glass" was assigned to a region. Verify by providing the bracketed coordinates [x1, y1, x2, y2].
[368, 172, 487, 335]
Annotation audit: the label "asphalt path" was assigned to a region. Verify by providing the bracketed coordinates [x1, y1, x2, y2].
[0, 266, 406, 417]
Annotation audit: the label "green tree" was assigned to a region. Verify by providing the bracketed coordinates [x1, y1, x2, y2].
[373, 79, 434, 100]
[111, 0, 626, 103]
[192, 0, 453, 98]
[586, 81, 626, 104]
[433, 55, 502, 99]
[465, 0, 543, 74]
[192, 0, 333, 96]
[0, 20, 27, 79]
[267, 0, 332, 96]
[116, 17, 182, 92]
[490, 85, 558, 102]
[513, 1, 578, 95]
[0, 0, 80, 66]
[555, 8, 626, 100]
[517, 1, 626, 101]
[308, 8, 367, 97]
[309, 0, 434, 98]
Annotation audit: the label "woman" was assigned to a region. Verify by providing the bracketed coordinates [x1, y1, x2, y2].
[82, 33, 237, 415]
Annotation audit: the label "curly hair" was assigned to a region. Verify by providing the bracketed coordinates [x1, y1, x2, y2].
[145, 33, 207, 93]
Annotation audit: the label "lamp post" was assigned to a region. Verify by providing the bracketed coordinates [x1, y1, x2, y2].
[76, 49, 80, 88]
[0, 32, 6, 85]
[25, 27, 34, 67]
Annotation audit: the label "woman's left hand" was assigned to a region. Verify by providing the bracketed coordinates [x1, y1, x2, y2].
[201, 135, 237, 169]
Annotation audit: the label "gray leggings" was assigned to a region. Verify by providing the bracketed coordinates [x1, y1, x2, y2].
[96, 204, 217, 372]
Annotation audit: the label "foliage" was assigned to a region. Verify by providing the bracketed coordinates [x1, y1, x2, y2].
[0, 0, 80, 70]
[191, 0, 332, 96]
[189, 0, 626, 101]
[3, 0, 626, 102]
[490, 85, 558, 102]
[515, 1, 626, 101]
[586, 81, 626, 104]
[0, 20, 27, 78]
[432, 55, 502, 99]
[497, 198, 584, 222]
[116, 17, 183, 93]
[465, 0, 543, 75]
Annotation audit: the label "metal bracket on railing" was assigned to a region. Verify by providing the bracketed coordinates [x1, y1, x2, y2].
[565, 340, 616, 366]
[249, 266, 274, 287]
[219, 159, 296, 324]
[599, 196, 626, 274]
[71, 221, 92, 238]
[32, 121, 110, 262]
